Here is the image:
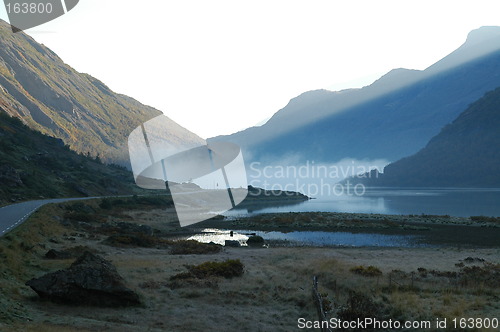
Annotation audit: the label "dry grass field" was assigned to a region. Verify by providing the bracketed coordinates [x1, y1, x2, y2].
[0, 200, 498, 331]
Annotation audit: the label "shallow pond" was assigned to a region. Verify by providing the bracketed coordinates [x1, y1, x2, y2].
[186, 228, 430, 248]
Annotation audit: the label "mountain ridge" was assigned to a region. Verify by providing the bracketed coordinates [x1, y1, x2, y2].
[0, 19, 204, 166]
[356, 87, 500, 187]
[211, 26, 500, 166]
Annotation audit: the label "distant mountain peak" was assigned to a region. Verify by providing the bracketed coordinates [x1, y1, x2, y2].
[211, 27, 500, 167]
[464, 26, 500, 47]
[427, 26, 500, 74]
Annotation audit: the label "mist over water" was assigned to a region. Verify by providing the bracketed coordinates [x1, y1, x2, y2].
[247, 158, 388, 195]
[228, 188, 500, 217]
[240, 157, 500, 217]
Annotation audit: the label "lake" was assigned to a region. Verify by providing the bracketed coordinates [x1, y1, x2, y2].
[227, 188, 500, 217]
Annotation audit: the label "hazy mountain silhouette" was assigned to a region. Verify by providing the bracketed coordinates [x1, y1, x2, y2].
[211, 27, 500, 166]
[357, 87, 500, 187]
[0, 19, 204, 166]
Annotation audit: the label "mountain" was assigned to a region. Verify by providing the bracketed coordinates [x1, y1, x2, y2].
[0, 19, 204, 166]
[357, 87, 500, 187]
[211, 27, 500, 166]
[0, 111, 146, 205]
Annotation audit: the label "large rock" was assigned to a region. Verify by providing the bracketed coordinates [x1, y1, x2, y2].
[26, 252, 140, 306]
[246, 235, 265, 247]
[116, 221, 153, 236]
[44, 246, 97, 259]
[44, 249, 73, 259]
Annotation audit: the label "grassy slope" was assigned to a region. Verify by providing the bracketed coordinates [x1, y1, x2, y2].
[0, 19, 204, 165]
[0, 111, 147, 205]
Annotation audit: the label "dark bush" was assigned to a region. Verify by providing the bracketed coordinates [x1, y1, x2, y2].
[337, 292, 382, 322]
[417, 267, 428, 277]
[459, 263, 500, 287]
[350, 265, 382, 277]
[189, 259, 244, 279]
[470, 216, 500, 223]
[99, 199, 113, 210]
[64, 202, 95, 213]
[429, 270, 457, 278]
[63, 211, 93, 222]
[171, 259, 244, 281]
[170, 240, 222, 255]
[103, 234, 170, 248]
[99, 196, 173, 210]
[45, 246, 97, 259]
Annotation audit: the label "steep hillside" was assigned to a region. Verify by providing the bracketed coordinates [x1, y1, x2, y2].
[211, 27, 500, 165]
[0, 111, 145, 205]
[361, 87, 500, 187]
[0, 19, 204, 166]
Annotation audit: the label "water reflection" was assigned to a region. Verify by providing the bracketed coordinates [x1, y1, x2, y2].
[188, 228, 250, 246]
[187, 228, 428, 248]
[227, 188, 500, 217]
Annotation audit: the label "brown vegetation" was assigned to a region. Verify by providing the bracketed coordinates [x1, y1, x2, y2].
[170, 240, 222, 255]
[0, 201, 498, 331]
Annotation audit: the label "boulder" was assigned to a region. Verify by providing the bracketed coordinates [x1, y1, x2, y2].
[26, 252, 140, 306]
[116, 222, 153, 236]
[246, 235, 265, 246]
[99, 221, 153, 236]
[44, 246, 97, 259]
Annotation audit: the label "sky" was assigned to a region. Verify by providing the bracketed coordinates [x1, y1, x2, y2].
[1, 0, 500, 139]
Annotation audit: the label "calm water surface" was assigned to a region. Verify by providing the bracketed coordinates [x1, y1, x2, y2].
[186, 188, 500, 248]
[226, 188, 500, 217]
[186, 226, 500, 248]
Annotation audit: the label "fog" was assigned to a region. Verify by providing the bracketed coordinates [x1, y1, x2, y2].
[246, 157, 389, 197]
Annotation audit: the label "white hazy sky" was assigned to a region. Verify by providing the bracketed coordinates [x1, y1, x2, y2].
[1, 0, 500, 138]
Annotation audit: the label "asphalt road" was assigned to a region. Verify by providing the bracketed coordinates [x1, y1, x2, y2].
[0, 197, 102, 237]
[0, 191, 205, 237]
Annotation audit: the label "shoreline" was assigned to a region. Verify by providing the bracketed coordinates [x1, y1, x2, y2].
[192, 211, 500, 248]
[221, 210, 500, 226]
